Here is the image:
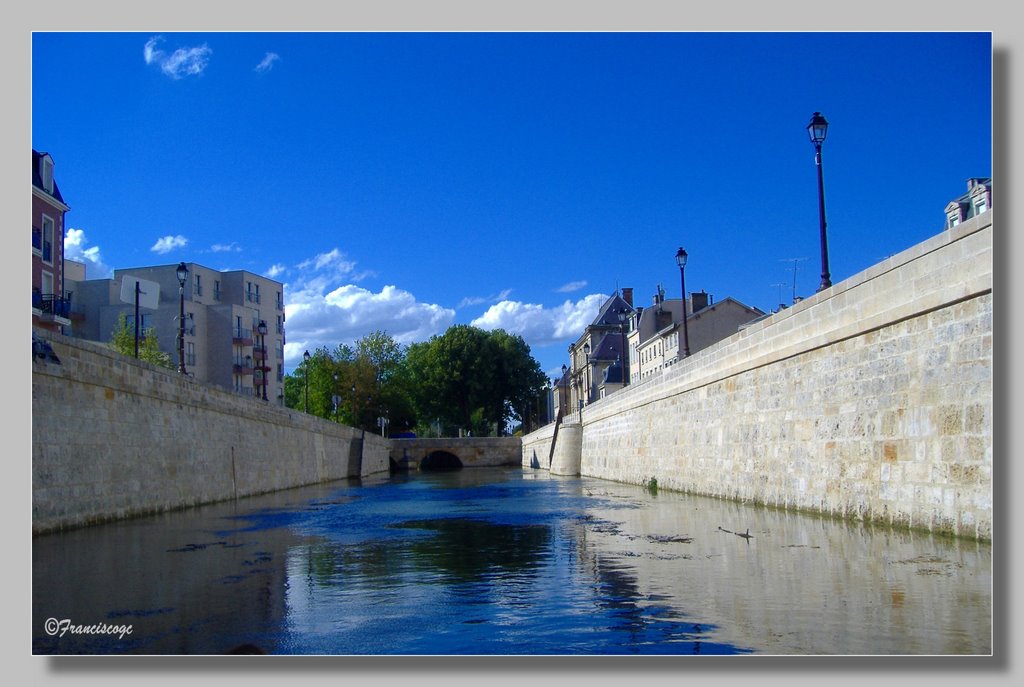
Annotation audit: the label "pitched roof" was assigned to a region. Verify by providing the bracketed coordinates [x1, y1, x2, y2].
[591, 291, 635, 327]
[32, 149, 66, 205]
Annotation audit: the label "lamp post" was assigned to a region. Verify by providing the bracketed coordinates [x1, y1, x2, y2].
[257, 320, 268, 400]
[675, 248, 690, 359]
[350, 384, 357, 426]
[332, 373, 340, 422]
[807, 111, 832, 291]
[583, 342, 591, 403]
[176, 262, 188, 374]
[617, 308, 629, 386]
[303, 349, 311, 413]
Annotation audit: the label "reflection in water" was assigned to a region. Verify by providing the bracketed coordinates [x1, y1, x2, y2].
[33, 468, 991, 655]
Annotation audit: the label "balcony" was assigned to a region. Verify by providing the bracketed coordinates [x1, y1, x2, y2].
[246, 292, 261, 304]
[233, 356, 254, 375]
[252, 345, 267, 362]
[33, 292, 71, 323]
[232, 327, 253, 346]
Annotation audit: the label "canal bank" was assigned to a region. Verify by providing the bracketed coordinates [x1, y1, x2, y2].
[31, 332, 391, 536]
[523, 214, 993, 541]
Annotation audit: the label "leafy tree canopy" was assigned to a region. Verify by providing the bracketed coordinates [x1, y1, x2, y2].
[109, 312, 173, 369]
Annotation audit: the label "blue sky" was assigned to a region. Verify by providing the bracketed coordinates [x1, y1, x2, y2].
[31, 31, 992, 378]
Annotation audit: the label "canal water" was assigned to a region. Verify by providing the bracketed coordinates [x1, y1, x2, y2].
[32, 467, 991, 655]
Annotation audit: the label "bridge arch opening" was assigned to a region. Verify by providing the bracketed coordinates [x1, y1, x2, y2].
[421, 450, 463, 472]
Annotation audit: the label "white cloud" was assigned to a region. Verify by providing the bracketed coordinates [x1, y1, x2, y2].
[64, 228, 112, 278]
[210, 242, 241, 253]
[556, 280, 588, 293]
[282, 249, 454, 369]
[470, 293, 606, 347]
[457, 288, 513, 309]
[143, 35, 212, 80]
[266, 263, 287, 279]
[151, 235, 189, 254]
[255, 52, 280, 73]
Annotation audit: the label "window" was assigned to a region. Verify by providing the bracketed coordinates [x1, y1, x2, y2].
[276, 291, 283, 310]
[41, 271, 54, 297]
[213, 280, 221, 301]
[40, 156, 54, 194]
[186, 312, 195, 336]
[41, 216, 54, 264]
[194, 273, 203, 297]
[276, 315, 284, 334]
[186, 342, 196, 366]
[126, 313, 151, 331]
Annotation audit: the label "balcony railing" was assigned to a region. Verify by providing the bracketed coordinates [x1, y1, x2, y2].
[32, 226, 41, 252]
[33, 292, 71, 319]
[232, 327, 253, 345]
[246, 292, 260, 304]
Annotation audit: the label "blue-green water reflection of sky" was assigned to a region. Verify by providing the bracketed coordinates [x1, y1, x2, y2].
[33, 467, 991, 655]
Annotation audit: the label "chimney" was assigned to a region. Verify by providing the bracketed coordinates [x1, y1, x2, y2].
[621, 287, 633, 307]
[690, 290, 710, 313]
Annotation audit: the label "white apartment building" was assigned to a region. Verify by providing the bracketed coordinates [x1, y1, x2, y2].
[69, 263, 286, 403]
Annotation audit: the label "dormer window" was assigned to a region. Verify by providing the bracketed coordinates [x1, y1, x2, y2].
[40, 155, 54, 194]
[970, 182, 991, 217]
[945, 201, 965, 230]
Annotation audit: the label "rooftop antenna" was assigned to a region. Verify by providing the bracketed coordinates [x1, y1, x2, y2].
[780, 257, 808, 304]
[770, 282, 787, 309]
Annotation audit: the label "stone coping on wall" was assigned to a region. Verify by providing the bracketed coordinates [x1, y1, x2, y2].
[577, 213, 993, 426]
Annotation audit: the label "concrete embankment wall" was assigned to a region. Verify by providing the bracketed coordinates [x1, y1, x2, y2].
[523, 213, 993, 540]
[32, 334, 389, 535]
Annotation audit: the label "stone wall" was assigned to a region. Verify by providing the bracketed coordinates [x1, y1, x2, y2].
[32, 333, 389, 535]
[523, 213, 993, 540]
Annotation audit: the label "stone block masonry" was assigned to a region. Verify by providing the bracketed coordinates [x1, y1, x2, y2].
[32, 333, 390, 535]
[523, 212, 993, 541]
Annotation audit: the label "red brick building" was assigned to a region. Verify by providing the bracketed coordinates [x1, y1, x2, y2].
[32, 150, 71, 333]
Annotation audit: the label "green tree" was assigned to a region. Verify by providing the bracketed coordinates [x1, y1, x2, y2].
[404, 325, 546, 436]
[282, 332, 417, 435]
[109, 313, 173, 369]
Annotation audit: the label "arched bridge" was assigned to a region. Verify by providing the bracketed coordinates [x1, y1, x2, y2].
[389, 437, 522, 472]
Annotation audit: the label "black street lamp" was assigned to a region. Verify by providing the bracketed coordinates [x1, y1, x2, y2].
[807, 111, 832, 291]
[176, 262, 188, 374]
[257, 320, 268, 400]
[583, 342, 591, 403]
[675, 248, 691, 359]
[616, 308, 629, 386]
[332, 373, 340, 422]
[303, 349, 311, 412]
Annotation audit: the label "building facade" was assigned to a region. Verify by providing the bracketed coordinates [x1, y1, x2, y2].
[69, 263, 286, 403]
[566, 288, 635, 412]
[32, 150, 72, 334]
[627, 287, 765, 383]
